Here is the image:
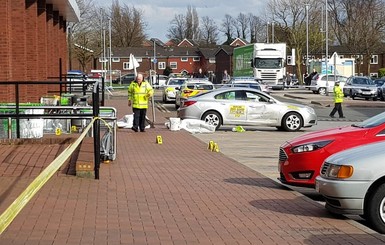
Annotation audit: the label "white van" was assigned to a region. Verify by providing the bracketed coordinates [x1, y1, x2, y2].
[310, 74, 348, 95]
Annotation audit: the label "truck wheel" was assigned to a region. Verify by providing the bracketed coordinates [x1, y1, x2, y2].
[281, 112, 302, 132]
[365, 183, 385, 234]
[202, 111, 222, 130]
[318, 87, 327, 96]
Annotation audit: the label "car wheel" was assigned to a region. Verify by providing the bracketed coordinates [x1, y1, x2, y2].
[365, 183, 385, 234]
[373, 97, 378, 101]
[281, 112, 302, 132]
[318, 87, 327, 96]
[202, 111, 222, 130]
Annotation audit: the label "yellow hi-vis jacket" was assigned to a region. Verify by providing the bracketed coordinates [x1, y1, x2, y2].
[333, 85, 344, 103]
[128, 81, 154, 109]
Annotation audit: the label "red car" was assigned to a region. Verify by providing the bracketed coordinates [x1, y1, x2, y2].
[278, 111, 385, 188]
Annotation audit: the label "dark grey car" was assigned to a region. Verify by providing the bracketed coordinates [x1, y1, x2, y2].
[343, 76, 378, 100]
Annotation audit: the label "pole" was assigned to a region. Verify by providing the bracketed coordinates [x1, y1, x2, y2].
[109, 18, 112, 87]
[325, 0, 329, 96]
[305, 4, 309, 74]
[272, 22, 275, 43]
[151, 40, 156, 125]
[266, 22, 269, 43]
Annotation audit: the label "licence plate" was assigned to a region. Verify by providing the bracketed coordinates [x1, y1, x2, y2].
[362, 92, 371, 95]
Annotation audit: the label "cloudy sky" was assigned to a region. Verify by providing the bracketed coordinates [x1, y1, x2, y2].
[94, 0, 269, 42]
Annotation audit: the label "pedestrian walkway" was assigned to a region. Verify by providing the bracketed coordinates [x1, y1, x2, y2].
[1, 99, 385, 244]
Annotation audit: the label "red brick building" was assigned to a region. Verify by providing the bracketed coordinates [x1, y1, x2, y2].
[0, 0, 79, 102]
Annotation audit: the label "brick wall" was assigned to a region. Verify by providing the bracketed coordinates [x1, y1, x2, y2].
[0, 0, 69, 103]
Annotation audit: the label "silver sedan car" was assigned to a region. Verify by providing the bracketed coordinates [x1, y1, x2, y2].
[177, 87, 317, 131]
[316, 140, 385, 234]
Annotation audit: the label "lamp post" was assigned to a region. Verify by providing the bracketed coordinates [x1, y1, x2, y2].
[305, 4, 309, 74]
[108, 17, 112, 87]
[272, 22, 275, 43]
[266, 21, 269, 43]
[325, 0, 329, 96]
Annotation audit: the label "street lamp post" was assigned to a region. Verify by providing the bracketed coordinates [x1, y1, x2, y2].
[108, 17, 112, 87]
[305, 4, 309, 74]
[272, 22, 275, 43]
[266, 22, 269, 43]
[325, 0, 329, 96]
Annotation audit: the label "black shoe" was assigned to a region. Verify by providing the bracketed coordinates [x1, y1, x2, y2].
[339, 116, 346, 118]
[131, 127, 138, 132]
[329, 115, 335, 118]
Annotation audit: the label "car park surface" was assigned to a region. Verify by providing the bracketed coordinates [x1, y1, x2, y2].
[174, 79, 214, 109]
[177, 87, 317, 131]
[279, 111, 385, 188]
[316, 140, 385, 234]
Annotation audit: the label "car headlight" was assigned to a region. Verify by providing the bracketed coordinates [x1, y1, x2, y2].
[305, 107, 315, 114]
[325, 164, 354, 179]
[292, 140, 333, 153]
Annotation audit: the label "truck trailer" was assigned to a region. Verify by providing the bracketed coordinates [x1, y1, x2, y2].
[233, 43, 287, 89]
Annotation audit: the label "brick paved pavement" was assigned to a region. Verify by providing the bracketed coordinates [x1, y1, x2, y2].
[1, 98, 385, 244]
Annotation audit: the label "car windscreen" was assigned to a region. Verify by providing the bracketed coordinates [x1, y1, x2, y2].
[186, 84, 214, 90]
[352, 111, 385, 128]
[168, 79, 186, 86]
[233, 84, 261, 91]
[254, 58, 282, 69]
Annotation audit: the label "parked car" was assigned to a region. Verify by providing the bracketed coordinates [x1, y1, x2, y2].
[310, 74, 348, 95]
[162, 77, 189, 102]
[279, 111, 385, 187]
[177, 87, 317, 131]
[373, 78, 385, 101]
[343, 76, 378, 100]
[113, 73, 135, 85]
[149, 74, 168, 88]
[224, 77, 270, 94]
[175, 79, 214, 109]
[316, 140, 385, 234]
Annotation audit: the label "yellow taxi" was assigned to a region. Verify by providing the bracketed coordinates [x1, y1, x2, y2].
[175, 79, 215, 109]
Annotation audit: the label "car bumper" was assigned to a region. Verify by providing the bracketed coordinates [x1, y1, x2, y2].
[302, 112, 317, 127]
[315, 176, 370, 215]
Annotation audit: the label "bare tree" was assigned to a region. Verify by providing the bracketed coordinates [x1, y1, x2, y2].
[199, 16, 219, 45]
[167, 14, 187, 42]
[328, 0, 385, 75]
[267, 0, 324, 83]
[110, 1, 147, 47]
[186, 5, 200, 40]
[220, 14, 236, 44]
[248, 14, 265, 43]
[68, 0, 100, 71]
[235, 13, 250, 40]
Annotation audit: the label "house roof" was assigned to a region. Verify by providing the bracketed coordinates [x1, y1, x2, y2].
[112, 46, 202, 59]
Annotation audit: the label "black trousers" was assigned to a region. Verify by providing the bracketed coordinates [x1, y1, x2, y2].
[330, 103, 343, 117]
[132, 108, 147, 131]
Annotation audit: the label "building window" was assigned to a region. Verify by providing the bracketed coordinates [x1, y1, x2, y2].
[371, 55, 378, 64]
[339, 55, 344, 59]
[136, 57, 142, 62]
[209, 58, 216, 64]
[193, 57, 200, 62]
[370, 73, 378, 78]
[158, 62, 166, 70]
[170, 62, 177, 69]
[112, 57, 120, 62]
[287, 55, 292, 66]
[352, 55, 363, 64]
[123, 62, 129, 70]
[181, 57, 188, 62]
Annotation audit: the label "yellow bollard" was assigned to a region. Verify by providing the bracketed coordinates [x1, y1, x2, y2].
[213, 143, 220, 152]
[55, 127, 62, 136]
[71, 125, 77, 133]
[208, 140, 214, 151]
[156, 135, 163, 144]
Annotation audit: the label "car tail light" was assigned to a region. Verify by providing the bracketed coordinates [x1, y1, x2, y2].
[182, 101, 197, 107]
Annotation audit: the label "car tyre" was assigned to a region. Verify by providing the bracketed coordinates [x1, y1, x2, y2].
[373, 97, 378, 101]
[202, 111, 222, 130]
[318, 87, 327, 96]
[281, 112, 302, 132]
[365, 183, 385, 234]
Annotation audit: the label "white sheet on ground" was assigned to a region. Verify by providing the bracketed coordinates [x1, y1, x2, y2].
[165, 118, 215, 133]
[117, 114, 151, 129]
